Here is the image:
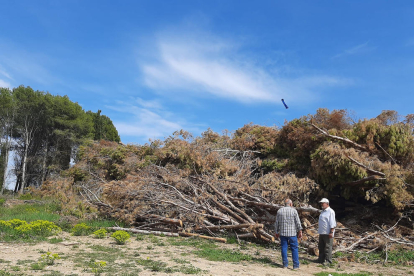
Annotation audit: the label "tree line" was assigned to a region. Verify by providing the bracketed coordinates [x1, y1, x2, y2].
[0, 85, 120, 194]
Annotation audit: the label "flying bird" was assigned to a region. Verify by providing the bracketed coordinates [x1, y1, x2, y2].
[281, 99, 288, 109]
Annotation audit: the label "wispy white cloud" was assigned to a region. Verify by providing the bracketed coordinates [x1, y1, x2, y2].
[0, 67, 13, 81]
[140, 31, 349, 105]
[0, 79, 12, 88]
[332, 42, 373, 59]
[106, 98, 200, 142]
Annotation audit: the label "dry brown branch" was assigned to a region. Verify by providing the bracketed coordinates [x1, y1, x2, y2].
[375, 142, 397, 164]
[200, 223, 263, 231]
[179, 232, 227, 243]
[108, 227, 179, 237]
[311, 123, 370, 152]
[333, 232, 378, 253]
[345, 155, 386, 177]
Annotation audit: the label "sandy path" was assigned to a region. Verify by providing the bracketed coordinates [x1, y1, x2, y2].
[0, 232, 412, 276]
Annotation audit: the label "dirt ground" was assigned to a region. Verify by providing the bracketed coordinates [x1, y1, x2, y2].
[0, 232, 412, 276]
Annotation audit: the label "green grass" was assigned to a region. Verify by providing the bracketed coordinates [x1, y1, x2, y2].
[334, 247, 414, 266]
[0, 270, 12, 276]
[167, 236, 218, 249]
[194, 248, 253, 262]
[88, 245, 121, 253]
[136, 258, 204, 274]
[49, 237, 64, 244]
[81, 219, 126, 229]
[0, 202, 61, 222]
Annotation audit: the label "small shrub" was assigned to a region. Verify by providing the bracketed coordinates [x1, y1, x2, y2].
[8, 219, 28, 228]
[27, 220, 62, 236]
[0, 220, 12, 229]
[0, 198, 5, 207]
[111, 230, 130, 245]
[93, 228, 107, 239]
[89, 261, 107, 276]
[71, 223, 91, 236]
[41, 252, 60, 265]
[18, 193, 33, 200]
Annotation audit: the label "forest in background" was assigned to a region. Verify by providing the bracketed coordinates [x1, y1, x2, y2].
[0, 85, 120, 194]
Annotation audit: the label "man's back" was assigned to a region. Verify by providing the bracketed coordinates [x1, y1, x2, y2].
[275, 206, 302, 237]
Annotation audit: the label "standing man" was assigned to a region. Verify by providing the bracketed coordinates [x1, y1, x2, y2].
[274, 199, 303, 270]
[317, 198, 336, 265]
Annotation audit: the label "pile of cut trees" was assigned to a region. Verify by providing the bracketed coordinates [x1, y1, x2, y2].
[86, 165, 413, 257]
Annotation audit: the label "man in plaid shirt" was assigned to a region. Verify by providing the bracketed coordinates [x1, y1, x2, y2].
[274, 199, 303, 270]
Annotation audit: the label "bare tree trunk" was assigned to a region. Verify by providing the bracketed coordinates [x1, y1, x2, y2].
[0, 142, 9, 194]
[0, 118, 13, 195]
[41, 142, 48, 183]
[19, 136, 29, 194]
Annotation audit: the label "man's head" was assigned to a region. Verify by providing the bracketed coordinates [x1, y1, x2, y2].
[284, 198, 293, 207]
[319, 198, 329, 210]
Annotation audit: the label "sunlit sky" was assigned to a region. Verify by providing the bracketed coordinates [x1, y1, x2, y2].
[1, 0, 414, 144]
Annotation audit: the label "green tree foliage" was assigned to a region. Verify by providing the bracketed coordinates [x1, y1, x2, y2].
[86, 110, 120, 142]
[0, 85, 120, 193]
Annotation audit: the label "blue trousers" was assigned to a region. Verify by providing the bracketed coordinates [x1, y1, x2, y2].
[280, 236, 299, 268]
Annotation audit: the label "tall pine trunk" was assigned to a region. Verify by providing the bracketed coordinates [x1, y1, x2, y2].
[19, 135, 29, 194]
[0, 143, 9, 194]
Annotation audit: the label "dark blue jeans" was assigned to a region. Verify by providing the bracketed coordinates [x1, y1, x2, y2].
[280, 236, 299, 268]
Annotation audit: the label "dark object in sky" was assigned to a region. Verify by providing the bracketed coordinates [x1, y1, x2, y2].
[281, 99, 289, 109]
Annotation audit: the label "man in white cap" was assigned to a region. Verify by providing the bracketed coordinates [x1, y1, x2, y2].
[317, 198, 336, 265]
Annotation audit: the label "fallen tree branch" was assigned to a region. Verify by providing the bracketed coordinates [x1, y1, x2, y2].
[333, 232, 378, 253]
[345, 155, 386, 177]
[179, 232, 227, 243]
[311, 123, 370, 152]
[107, 227, 179, 237]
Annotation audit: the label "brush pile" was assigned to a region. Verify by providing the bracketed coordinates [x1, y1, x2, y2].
[36, 109, 414, 257]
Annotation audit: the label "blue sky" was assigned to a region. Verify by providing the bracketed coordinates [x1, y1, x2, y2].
[1, 0, 413, 144]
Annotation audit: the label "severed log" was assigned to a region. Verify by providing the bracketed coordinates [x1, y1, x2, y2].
[198, 177, 256, 224]
[143, 214, 183, 227]
[345, 155, 386, 177]
[179, 232, 227, 243]
[251, 216, 276, 223]
[140, 227, 180, 233]
[229, 196, 320, 213]
[255, 229, 275, 242]
[311, 123, 371, 152]
[237, 233, 257, 239]
[211, 198, 247, 223]
[107, 227, 179, 237]
[160, 199, 239, 225]
[199, 223, 264, 231]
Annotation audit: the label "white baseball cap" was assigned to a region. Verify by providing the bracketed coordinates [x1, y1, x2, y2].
[319, 198, 329, 203]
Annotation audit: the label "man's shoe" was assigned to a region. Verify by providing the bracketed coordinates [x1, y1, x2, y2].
[282, 266, 288, 269]
[293, 267, 299, 271]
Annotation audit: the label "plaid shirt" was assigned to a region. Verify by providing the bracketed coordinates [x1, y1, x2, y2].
[274, 206, 302, 237]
